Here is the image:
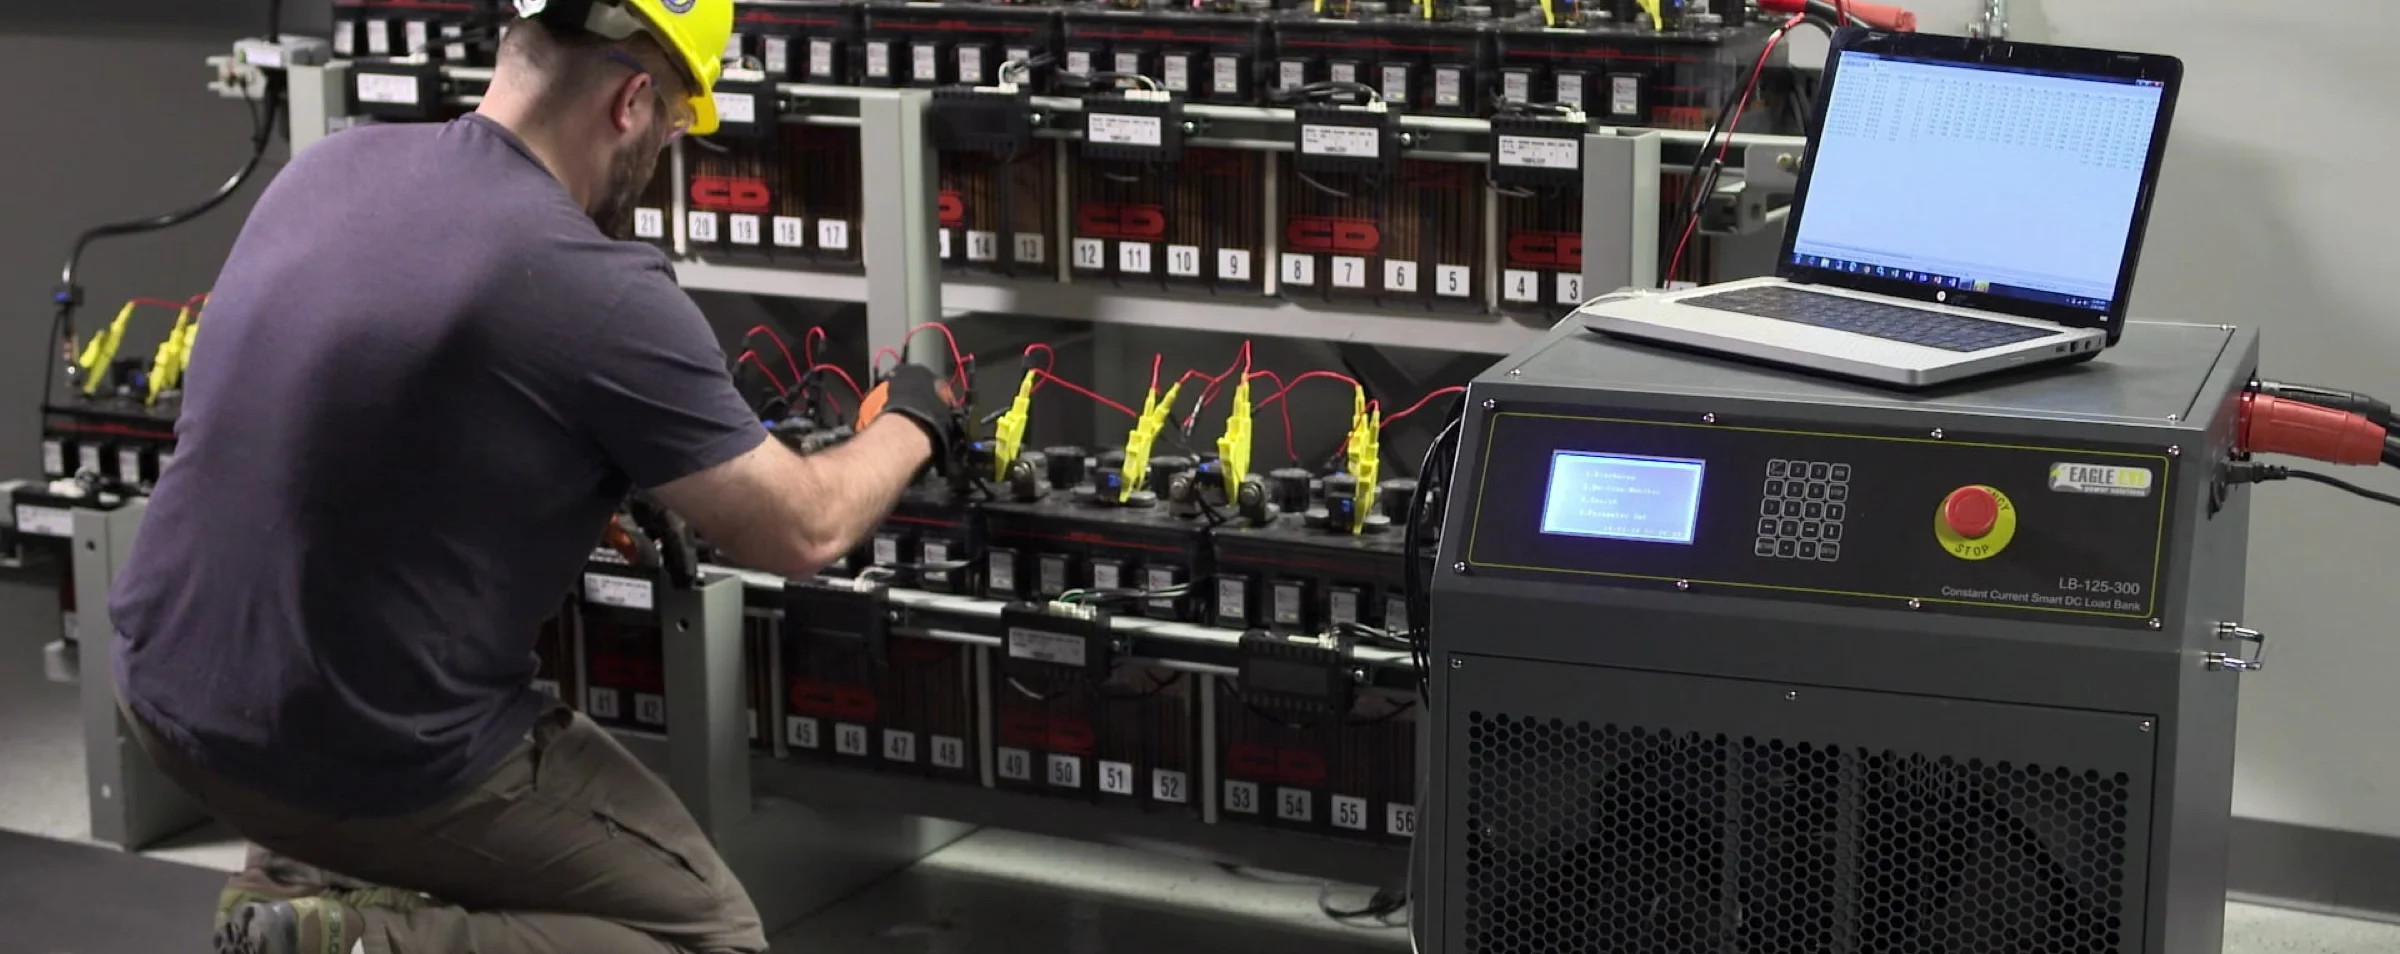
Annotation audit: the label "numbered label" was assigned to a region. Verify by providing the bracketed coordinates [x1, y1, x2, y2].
[1153, 769, 1189, 803]
[1331, 256, 1368, 289]
[633, 693, 666, 726]
[1167, 244, 1202, 278]
[1504, 269, 1542, 303]
[728, 214, 762, 246]
[1073, 238, 1108, 271]
[1118, 242, 1153, 275]
[1225, 779, 1260, 814]
[872, 535, 900, 566]
[1218, 248, 1252, 282]
[998, 747, 1033, 781]
[835, 723, 870, 757]
[1388, 803, 1418, 837]
[365, 18, 392, 55]
[405, 20, 430, 54]
[763, 36, 790, 75]
[1277, 787, 1314, 823]
[786, 715, 820, 749]
[687, 211, 720, 244]
[355, 72, 418, 105]
[586, 687, 621, 720]
[938, 229, 953, 259]
[988, 553, 1017, 593]
[882, 729, 917, 763]
[773, 216, 806, 248]
[1014, 233, 1046, 264]
[1280, 253, 1315, 287]
[931, 735, 967, 769]
[531, 678, 561, 699]
[1216, 578, 1247, 624]
[1332, 795, 1369, 831]
[583, 573, 654, 611]
[809, 38, 836, 79]
[1556, 273, 1586, 303]
[1091, 562, 1122, 592]
[817, 219, 850, 251]
[634, 208, 666, 240]
[966, 231, 999, 262]
[118, 448, 143, 485]
[1437, 264, 1473, 298]
[1384, 260, 1419, 293]
[1047, 754, 1083, 789]
[1098, 760, 1136, 796]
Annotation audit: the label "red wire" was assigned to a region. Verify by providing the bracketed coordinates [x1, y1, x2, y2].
[737, 350, 789, 396]
[1835, 0, 1850, 26]
[184, 292, 210, 309]
[905, 321, 972, 394]
[1023, 342, 1056, 373]
[744, 324, 803, 382]
[810, 363, 865, 400]
[1149, 353, 1162, 396]
[1382, 386, 1467, 429]
[1033, 370, 1139, 419]
[802, 326, 827, 368]
[126, 297, 189, 312]
[1254, 370, 1361, 411]
[1665, 15, 1802, 286]
[1245, 370, 1300, 463]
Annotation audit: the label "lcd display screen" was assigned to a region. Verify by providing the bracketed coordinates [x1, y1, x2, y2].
[1538, 452, 1707, 545]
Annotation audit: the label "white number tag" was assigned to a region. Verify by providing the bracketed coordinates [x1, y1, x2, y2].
[1277, 787, 1314, 822]
[1332, 794, 1368, 831]
[634, 208, 665, 240]
[1047, 753, 1082, 788]
[1014, 233, 1046, 264]
[835, 723, 870, 756]
[787, 715, 821, 749]
[1073, 238, 1107, 271]
[998, 747, 1033, 781]
[817, 219, 850, 250]
[583, 574, 654, 611]
[1118, 242, 1153, 274]
[1098, 760, 1135, 796]
[1218, 249, 1253, 282]
[355, 72, 418, 105]
[1281, 253, 1315, 287]
[1153, 769, 1189, 803]
[687, 211, 721, 244]
[634, 692, 666, 727]
[1437, 264, 1472, 298]
[873, 535, 900, 566]
[773, 216, 807, 248]
[729, 214, 762, 246]
[1504, 269, 1541, 303]
[1216, 578, 1247, 624]
[117, 448, 143, 485]
[1225, 780, 1259, 814]
[1331, 256, 1368, 289]
[967, 231, 999, 262]
[1388, 803, 1418, 837]
[931, 735, 967, 769]
[586, 687, 621, 720]
[1384, 260, 1418, 293]
[882, 729, 917, 763]
[764, 36, 790, 75]
[809, 38, 836, 79]
[1557, 273, 1585, 303]
[404, 20, 430, 55]
[1167, 245, 1202, 278]
[365, 19, 392, 55]
[938, 229, 953, 259]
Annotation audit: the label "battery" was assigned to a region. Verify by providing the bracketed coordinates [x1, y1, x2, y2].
[1277, 156, 1485, 310]
[937, 141, 1056, 279]
[632, 154, 676, 251]
[578, 566, 667, 734]
[993, 604, 1201, 814]
[1492, 17, 1780, 129]
[1069, 147, 1267, 294]
[980, 479, 1215, 623]
[531, 598, 581, 707]
[777, 125, 865, 268]
[864, 2, 1062, 92]
[1271, 14, 1489, 115]
[685, 137, 782, 264]
[738, 1, 857, 82]
[1217, 637, 1419, 843]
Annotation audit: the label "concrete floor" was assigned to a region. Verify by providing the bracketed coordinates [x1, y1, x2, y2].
[5, 573, 2398, 953]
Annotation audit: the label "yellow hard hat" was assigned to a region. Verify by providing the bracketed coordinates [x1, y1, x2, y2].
[520, 0, 732, 135]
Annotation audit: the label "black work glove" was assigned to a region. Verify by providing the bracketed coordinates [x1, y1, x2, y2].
[857, 363, 959, 472]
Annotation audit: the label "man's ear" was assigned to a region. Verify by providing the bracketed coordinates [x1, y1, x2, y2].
[610, 72, 650, 135]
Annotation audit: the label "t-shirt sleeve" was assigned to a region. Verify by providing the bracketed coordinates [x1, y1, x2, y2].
[569, 267, 766, 488]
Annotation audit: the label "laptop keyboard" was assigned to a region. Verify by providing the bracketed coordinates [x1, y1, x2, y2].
[1683, 286, 2061, 353]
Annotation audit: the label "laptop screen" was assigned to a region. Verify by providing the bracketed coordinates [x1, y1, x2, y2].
[1787, 50, 2168, 315]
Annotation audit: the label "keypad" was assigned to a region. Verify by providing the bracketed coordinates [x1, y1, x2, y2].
[1756, 459, 1849, 562]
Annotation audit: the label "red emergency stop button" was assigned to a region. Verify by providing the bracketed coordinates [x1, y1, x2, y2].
[1942, 486, 2000, 539]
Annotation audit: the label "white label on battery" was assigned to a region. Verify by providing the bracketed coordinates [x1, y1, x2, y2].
[583, 573, 654, 611]
[1162, 54, 1192, 93]
[1073, 238, 1107, 271]
[773, 216, 807, 247]
[1217, 578, 1248, 624]
[1166, 245, 1202, 278]
[817, 219, 851, 251]
[1497, 135, 1581, 170]
[1277, 787, 1314, 822]
[724, 31, 747, 62]
[118, 448, 143, 485]
[764, 36, 790, 75]
[1434, 67, 1464, 108]
[1040, 555, 1068, 595]
[1088, 113, 1165, 148]
[591, 546, 628, 565]
[1274, 581, 1305, 625]
[14, 505, 71, 539]
[1153, 769, 1189, 803]
[404, 20, 430, 56]
[1329, 588, 1360, 624]
[864, 40, 891, 79]
[932, 735, 966, 769]
[1279, 60, 1307, 90]
[355, 72, 419, 105]
[1386, 594, 1411, 632]
[334, 20, 356, 55]
[787, 716, 820, 749]
[41, 439, 64, 477]
[989, 552, 1017, 593]
[1098, 760, 1136, 795]
[998, 747, 1033, 780]
[1114, 51, 1142, 74]
[1118, 242, 1153, 275]
[883, 729, 917, 763]
[78, 445, 102, 476]
[1213, 55, 1242, 95]
[1558, 273, 1586, 303]
[835, 722, 870, 756]
[1332, 794, 1369, 831]
[1048, 753, 1082, 788]
[1381, 65, 1409, 105]
[1066, 50, 1093, 75]
[1328, 62, 1357, 86]
[1009, 627, 1088, 667]
[1437, 264, 1473, 298]
[715, 89, 758, 126]
[873, 534, 900, 566]
[922, 541, 951, 565]
[587, 686, 621, 720]
[1611, 75, 1642, 118]
[1330, 256, 1368, 290]
[1300, 125, 1380, 159]
[910, 43, 939, 82]
[532, 678, 561, 700]
[1015, 233, 1046, 264]
[634, 692, 666, 726]
[687, 211, 720, 244]
[1384, 260, 1418, 293]
[1501, 71, 1531, 104]
[729, 214, 762, 246]
[1219, 249, 1253, 282]
[366, 19, 391, 55]
[1504, 269, 1542, 303]
[634, 208, 666, 240]
[1556, 74, 1585, 107]
[1388, 803, 1418, 837]
[1091, 561, 1123, 592]
[809, 38, 836, 79]
[1146, 568, 1180, 610]
[957, 46, 984, 84]
[440, 23, 465, 58]
[1280, 253, 1315, 287]
[1225, 779, 1260, 814]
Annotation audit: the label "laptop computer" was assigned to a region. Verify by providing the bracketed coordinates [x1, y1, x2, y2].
[1582, 30, 2184, 388]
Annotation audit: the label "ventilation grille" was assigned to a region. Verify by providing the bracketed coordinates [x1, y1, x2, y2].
[1462, 713, 2134, 954]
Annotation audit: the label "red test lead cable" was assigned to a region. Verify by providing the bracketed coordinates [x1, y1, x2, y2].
[2238, 393, 2385, 466]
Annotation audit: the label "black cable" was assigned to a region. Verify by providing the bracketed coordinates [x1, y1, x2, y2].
[1320, 885, 1408, 923]
[1660, 15, 1828, 285]
[2383, 435, 2400, 470]
[2285, 469, 2400, 508]
[1403, 409, 1465, 699]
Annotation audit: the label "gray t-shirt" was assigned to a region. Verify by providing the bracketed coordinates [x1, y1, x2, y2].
[110, 115, 764, 818]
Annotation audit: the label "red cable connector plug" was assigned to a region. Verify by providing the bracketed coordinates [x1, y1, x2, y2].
[2238, 393, 2386, 465]
[1758, 0, 1918, 30]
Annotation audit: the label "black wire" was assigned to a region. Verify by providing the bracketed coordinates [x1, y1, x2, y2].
[2285, 469, 2400, 508]
[1404, 410, 1464, 698]
[1321, 886, 1408, 922]
[2382, 435, 2400, 470]
[1660, 16, 1825, 284]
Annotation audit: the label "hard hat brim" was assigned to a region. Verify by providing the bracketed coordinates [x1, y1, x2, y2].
[686, 90, 718, 137]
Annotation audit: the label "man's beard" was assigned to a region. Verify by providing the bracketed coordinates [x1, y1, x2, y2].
[591, 119, 668, 239]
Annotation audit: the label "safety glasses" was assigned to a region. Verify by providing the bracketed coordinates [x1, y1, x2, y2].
[604, 50, 694, 141]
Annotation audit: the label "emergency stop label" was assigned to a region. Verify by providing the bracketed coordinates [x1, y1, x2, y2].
[2049, 463, 2153, 497]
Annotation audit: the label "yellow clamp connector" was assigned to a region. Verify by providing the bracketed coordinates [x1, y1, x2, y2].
[1118, 379, 1183, 503]
[1215, 373, 1253, 492]
[1343, 386, 1380, 534]
[992, 369, 1039, 482]
[146, 301, 201, 405]
[75, 302, 142, 396]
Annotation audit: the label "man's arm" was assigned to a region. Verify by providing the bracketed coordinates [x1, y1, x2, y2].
[652, 416, 931, 579]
